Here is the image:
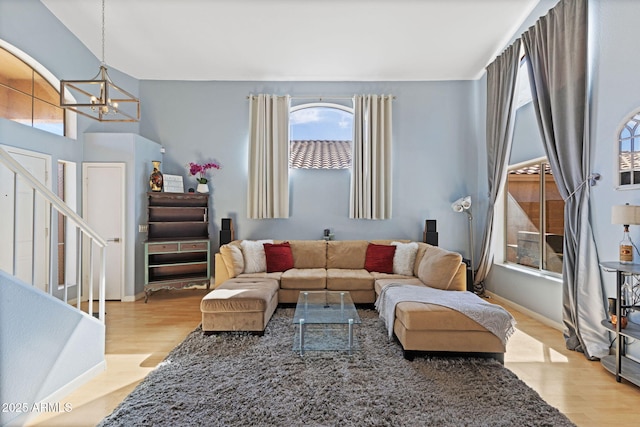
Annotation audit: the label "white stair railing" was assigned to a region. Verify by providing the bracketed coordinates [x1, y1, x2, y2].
[0, 146, 107, 322]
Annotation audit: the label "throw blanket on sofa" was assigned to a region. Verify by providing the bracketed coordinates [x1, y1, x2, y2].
[375, 284, 516, 346]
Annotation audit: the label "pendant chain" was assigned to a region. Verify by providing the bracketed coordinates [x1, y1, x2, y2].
[101, 0, 106, 65]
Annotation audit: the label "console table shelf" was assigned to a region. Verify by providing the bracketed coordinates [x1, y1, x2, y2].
[144, 192, 211, 302]
[599, 261, 640, 387]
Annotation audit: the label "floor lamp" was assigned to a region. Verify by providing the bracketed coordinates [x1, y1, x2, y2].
[451, 196, 474, 287]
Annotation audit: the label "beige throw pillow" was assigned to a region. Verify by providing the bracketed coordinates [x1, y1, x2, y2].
[220, 244, 244, 278]
[417, 246, 462, 290]
[241, 239, 273, 273]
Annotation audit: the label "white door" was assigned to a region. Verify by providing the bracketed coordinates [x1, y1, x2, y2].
[0, 146, 50, 292]
[83, 163, 125, 300]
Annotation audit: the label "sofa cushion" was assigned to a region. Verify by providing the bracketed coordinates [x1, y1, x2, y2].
[417, 246, 463, 290]
[263, 242, 294, 272]
[280, 268, 326, 290]
[327, 240, 368, 269]
[326, 269, 374, 291]
[289, 240, 327, 269]
[391, 241, 419, 276]
[201, 278, 279, 313]
[374, 278, 425, 295]
[364, 243, 396, 273]
[219, 243, 244, 278]
[241, 239, 273, 273]
[413, 242, 430, 276]
[395, 301, 489, 332]
[237, 272, 283, 281]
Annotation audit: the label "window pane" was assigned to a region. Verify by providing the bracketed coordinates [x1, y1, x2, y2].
[0, 46, 65, 136]
[290, 105, 353, 169]
[621, 171, 631, 186]
[0, 48, 33, 94]
[506, 168, 541, 269]
[544, 167, 564, 274]
[33, 99, 64, 136]
[0, 85, 32, 124]
[290, 107, 353, 140]
[33, 72, 58, 104]
[57, 162, 66, 285]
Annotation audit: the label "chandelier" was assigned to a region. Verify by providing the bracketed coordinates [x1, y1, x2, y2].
[60, 0, 140, 122]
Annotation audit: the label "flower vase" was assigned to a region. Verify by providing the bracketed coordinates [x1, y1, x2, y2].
[149, 160, 163, 192]
[196, 182, 209, 193]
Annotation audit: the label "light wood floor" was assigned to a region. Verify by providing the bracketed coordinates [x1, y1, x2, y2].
[28, 289, 640, 427]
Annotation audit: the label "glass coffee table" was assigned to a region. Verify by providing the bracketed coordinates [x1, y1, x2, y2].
[292, 291, 361, 356]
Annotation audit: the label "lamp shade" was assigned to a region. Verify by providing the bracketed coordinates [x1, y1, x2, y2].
[451, 196, 471, 212]
[461, 196, 471, 210]
[611, 204, 640, 225]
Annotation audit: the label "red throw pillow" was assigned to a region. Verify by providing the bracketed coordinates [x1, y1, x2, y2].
[364, 243, 396, 273]
[263, 242, 294, 273]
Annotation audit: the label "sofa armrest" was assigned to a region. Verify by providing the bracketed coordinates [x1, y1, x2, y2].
[214, 253, 231, 287]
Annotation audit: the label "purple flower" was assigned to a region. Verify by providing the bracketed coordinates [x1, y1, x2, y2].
[187, 161, 221, 184]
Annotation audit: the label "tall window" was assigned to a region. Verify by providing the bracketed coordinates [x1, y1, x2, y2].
[0, 46, 65, 136]
[617, 111, 640, 188]
[289, 103, 353, 169]
[57, 162, 66, 286]
[505, 159, 564, 274]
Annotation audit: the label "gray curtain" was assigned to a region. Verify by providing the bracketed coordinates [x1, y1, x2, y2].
[522, 0, 608, 359]
[247, 94, 291, 219]
[350, 95, 393, 219]
[474, 39, 522, 293]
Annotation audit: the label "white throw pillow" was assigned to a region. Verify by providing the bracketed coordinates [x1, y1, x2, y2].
[391, 241, 419, 276]
[240, 239, 273, 273]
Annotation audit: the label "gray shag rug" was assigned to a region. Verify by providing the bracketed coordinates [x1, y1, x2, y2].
[99, 309, 575, 427]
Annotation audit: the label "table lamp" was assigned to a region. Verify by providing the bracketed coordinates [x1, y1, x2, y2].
[611, 203, 640, 263]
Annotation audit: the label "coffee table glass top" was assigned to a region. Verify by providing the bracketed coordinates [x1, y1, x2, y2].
[292, 291, 361, 325]
[292, 291, 361, 355]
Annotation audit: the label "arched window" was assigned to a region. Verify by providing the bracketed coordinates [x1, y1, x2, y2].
[289, 103, 353, 169]
[617, 110, 640, 188]
[0, 45, 65, 136]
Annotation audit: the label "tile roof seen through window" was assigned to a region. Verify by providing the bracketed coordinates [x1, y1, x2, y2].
[290, 140, 352, 169]
[509, 163, 553, 175]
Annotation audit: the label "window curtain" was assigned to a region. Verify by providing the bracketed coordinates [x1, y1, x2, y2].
[474, 39, 522, 294]
[522, 0, 608, 359]
[350, 94, 393, 219]
[247, 94, 291, 219]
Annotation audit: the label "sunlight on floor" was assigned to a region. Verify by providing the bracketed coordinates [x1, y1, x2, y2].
[26, 354, 156, 427]
[506, 329, 569, 363]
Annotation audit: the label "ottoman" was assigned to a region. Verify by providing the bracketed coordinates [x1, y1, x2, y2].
[393, 301, 506, 363]
[201, 277, 279, 334]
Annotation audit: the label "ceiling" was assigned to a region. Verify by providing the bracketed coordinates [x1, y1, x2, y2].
[40, 0, 540, 82]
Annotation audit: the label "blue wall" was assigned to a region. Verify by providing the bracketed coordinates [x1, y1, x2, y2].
[139, 80, 482, 257]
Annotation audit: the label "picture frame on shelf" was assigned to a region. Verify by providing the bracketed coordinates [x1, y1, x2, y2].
[163, 174, 184, 193]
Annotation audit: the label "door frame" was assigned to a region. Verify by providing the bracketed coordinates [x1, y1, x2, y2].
[82, 162, 126, 301]
[0, 145, 51, 292]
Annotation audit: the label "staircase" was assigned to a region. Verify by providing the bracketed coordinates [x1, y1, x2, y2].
[0, 146, 108, 426]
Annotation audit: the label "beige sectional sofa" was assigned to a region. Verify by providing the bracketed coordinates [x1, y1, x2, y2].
[214, 239, 467, 302]
[204, 239, 506, 361]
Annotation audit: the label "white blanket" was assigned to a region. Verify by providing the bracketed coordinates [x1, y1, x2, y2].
[375, 284, 516, 346]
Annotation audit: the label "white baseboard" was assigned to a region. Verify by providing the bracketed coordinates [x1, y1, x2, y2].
[486, 291, 564, 331]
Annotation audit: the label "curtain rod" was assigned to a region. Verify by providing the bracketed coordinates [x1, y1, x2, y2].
[246, 95, 395, 100]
